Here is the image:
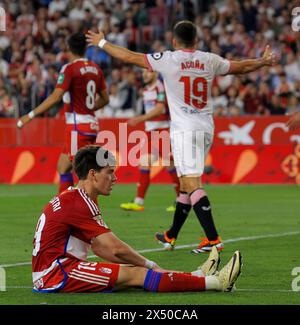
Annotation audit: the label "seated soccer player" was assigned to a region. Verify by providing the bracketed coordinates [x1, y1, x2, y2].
[32, 145, 242, 293]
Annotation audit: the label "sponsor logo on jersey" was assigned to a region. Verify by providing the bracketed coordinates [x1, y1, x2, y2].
[57, 73, 65, 85]
[151, 52, 163, 60]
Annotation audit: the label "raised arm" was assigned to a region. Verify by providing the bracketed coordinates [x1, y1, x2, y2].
[228, 45, 278, 74]
[86, 30, 148, 68]
[17, 88, 64, 128]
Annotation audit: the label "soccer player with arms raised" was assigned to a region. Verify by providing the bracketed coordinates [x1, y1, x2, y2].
[17, 32, 109, 193]
[86, 20, 277, 253]
[32, 145, 242, 293]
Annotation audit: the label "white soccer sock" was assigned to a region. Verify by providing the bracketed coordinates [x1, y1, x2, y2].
[191, 269, 205, 277]
[134, 197, 144, 205]
[205, 275, 222, 291]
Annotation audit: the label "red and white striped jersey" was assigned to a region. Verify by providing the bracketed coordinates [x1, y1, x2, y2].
[143, 79, 170, 132]
[32, 187, 110, 289]
[56, 58, 106, 125]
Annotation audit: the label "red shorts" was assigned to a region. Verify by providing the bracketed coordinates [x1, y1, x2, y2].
[36, 259, 120, 293]
[62, 124, 98, 159]
[143, 128, 172, 160]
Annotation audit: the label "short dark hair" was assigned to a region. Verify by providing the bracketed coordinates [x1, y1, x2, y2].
[173, 20, 197, 48]
[74, 146, 116, 180]
[68, 32, 87, 56]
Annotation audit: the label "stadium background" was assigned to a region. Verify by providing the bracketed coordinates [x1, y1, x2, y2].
[0, 0, 300, 184]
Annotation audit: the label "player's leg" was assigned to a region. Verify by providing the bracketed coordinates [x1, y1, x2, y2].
[155, 179, 191, 250]
[120, 154, 153, 211]
[116, 250, 242, 292]
[181, 175, 223, 253]
[155, 132, 192, 249]
[165, 158, 180, 212]
[57, 153, 73, 193]
[120, 130, 155, 211]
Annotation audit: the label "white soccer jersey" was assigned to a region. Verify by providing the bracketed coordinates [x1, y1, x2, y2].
[145, 50, 230, 134]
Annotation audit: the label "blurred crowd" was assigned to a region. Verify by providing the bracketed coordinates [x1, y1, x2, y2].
[0, 0, 300, 118]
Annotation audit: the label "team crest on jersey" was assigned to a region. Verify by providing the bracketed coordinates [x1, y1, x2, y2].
[93, 214, 107, 228]
[99, 267, 112, 274]
[151, 52, 163, 60]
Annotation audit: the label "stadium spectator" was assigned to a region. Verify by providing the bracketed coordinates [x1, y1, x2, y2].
[0, 0, 299, 117]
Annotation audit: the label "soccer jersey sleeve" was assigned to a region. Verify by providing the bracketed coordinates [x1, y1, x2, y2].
[144, 52, 169, 74]
[65, 191, 111, 242]
[56, 64, 72, 91]
[208, 53, 230, 76]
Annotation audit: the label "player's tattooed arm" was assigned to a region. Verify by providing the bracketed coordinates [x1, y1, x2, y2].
[85, 30, 148, 68]
[228, 45, 278, 75]
[17, 88, 64, 128]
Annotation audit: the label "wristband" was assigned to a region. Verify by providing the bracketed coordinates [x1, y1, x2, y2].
[144, 259, 157, 269]
[17, 120, 23, 128]
[28, 111, 35, 119]
[98, 39, 107, 48]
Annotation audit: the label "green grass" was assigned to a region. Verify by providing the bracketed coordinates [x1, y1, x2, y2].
[0, 184, 300, 305]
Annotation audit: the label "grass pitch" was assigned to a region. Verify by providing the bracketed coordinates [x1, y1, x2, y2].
[0, 184, 299, 305]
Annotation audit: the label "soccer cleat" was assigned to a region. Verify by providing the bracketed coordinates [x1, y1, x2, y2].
[191, 236, 224, 254]
[120, 202, 144, 211]
[197, 246, 220, 276]
[155, 231, 176, 251]
[217, 250, 242, 292]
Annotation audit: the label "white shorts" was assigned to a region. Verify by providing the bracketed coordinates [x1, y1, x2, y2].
[170, 130, 213, 177]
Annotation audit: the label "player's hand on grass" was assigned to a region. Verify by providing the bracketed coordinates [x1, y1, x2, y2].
[128, 116, 144, 127]
[286, 111, 300, 131]
[16, 114, 31, 129]
[85, 30, 105, 47]
[262, 45, 278, 66]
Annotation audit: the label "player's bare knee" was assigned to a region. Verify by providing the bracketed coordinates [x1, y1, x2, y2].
[116, 266, 148, 289]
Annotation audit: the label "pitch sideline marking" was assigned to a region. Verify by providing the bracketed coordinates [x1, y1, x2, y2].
[1, 230, 300, 268]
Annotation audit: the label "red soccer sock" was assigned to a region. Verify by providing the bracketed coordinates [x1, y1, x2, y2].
[136, 169, 150, 200]
[58, 172, 74, 194]
[168, 168, 180, 197]
[143, 270, 206, 292]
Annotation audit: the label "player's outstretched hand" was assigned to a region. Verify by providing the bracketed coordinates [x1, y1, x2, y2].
[286, 111, 300, 131]
[262, 45, 278, 66]
[85, 30, 105, 47]
[16, 114, 31, 129]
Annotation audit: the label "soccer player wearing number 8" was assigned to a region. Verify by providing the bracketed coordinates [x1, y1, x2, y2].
[16, 33, 109, 194]
[32, 146, 242, 293]
[86, 21, 278, 253]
